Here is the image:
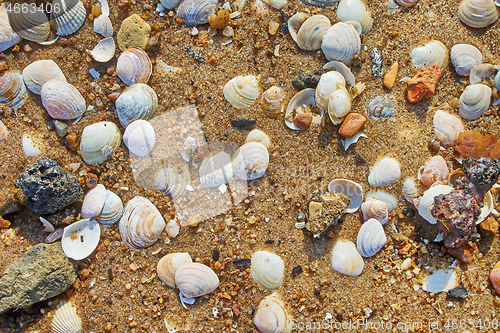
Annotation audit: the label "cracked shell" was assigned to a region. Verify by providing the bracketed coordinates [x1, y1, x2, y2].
[250, 250, 285, 291]
[41, 80, 86, 120]
[116, 84, 158, 127]
[80, 121, 121, 164]
[450, 44, 482, 76]
[357, 218, 387, 257]
[321, 22, 361, 65]
[157, 252, 193, 288]
[433, 110, 464, 146]
[123, 119, 155, 157]
[51, 302, 82, 333]
[458, 84, 491, 120]
[458, 0, 499, 28]
[0, 71, 27, 110]
[223, 75, 260, 109]
[368, 157, 401, 187]
[331, 239, 364, 277]
[254, 292, 292, 333]
[232, 142, 269, 181]
[22, 60, 67, 95]
[174, 262, 219, 298]
[116, 47, 152, 85]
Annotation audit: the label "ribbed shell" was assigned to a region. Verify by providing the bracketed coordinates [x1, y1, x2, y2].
[450, 44, 482, 76]
[458, 84, 491, 120]
[419, 156, 449, 187]
[357, 218, 387, 257]
[174, 262, 219, 298]
[402, 178, 419, 205]
[22, 60, 67, 95]
[93, 14, 113, 38]
[295, 15, 331, 50]
[156, 164, 191, 200]
[321, 22, 361, 65]
[157, 252, 193, 288]
[260, 86, 286, 118]
[0, 71, 27, 110]
[250, 251, 284, 291]
[199, 152, 234, 188]
[223, 75, 260, 109]
[458, 0, 499, 28]
[81, 184, 106, 219]
[366, 96, 396, 118]
[328, 179, 363, 213]
[80, 121, 121, 164]
[50, 0, 86, 36]
[411, 40, 448, 70]
[232, 142, 269, 181]
[51, 302, 82, 333]
[123, 120, 155, 157]
[315, 71, 346, 111]
[254, 292, 293, 333]
[418, 184, 453, 224]
[116, 84, 158, 127]
[41, 80, 86, 120]
[368, 157, 401, 187]
[433, 110, 464, 146]
[7, 5, 51, 42]
[395, 0, 421, 6]
[177, 0, 217, 25]
[0, 120, 8, 143]
[361, 198, 388, 224]
[96, 190, 123, 225]
[119, 196, 166, 249]
[0, 5, 21, 52]
[116, 48, 152, 85]
[366, 191, 398, 212]
[161, 0, 184, 9]
[331, 239, 364, 277]
[337, 0, 373, 34]
[61, 219, 101, 260]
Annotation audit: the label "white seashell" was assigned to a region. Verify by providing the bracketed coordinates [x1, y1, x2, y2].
[331, 239, 364, 277]
[0, 71, 27, 109]
[328, 179, 363, 213]
[177, 0, 218, 25]
[450, 44, 482, 76]
[166, 219, 180, 238]
[174, 262, 219, 297]
[0, 5, 21, 52]
[180, 136, 200, 162]
[315, 71, 346, 111]
[51, 302, 82, 333]
[469, 63, 497, 84]
[22, 60, 67, 95]
[116, 47, 152, 85]
[288, 13, 309, 46]
[223, 75, 260, 109]
[395, 0, 421, 6]
[402, 178, 419, 205]
[433, 110, 464, 146]
[250, 250, 284, 291]
[116, 84, 158, 127]
[22, 133, 44, 157]
[495, 71, 500, 91]
[328, 84, 351, 124]
[418, 156, 449, 187]
[366, 191, 398, 212]
[418, 184, 453, 224]
[361, 198, 388, 224]
[50, 0, 86, 36]
[458, 84, 491, 120]
[337, 0, 373, 34]
[356, 218, 387, 257]
[0, 120, 8, 143]
[119, 196, 166, 249]
[93, 14, 113, 38]
[343, 132, 367, 151]
[7, 5, 51, 43]
[411, 40, 448, 70]
[246, 129, 270, 149]
[477, 191, 493, 224]
[321, 22, 361, 65]
[260, 86, 286, 118]
[366, 96, 396, 118]
[156, 164, 191, 200]
[458, 0, 499, 28]
[41, 80, 86, 120]
[323, 61, 355, 87]
[61, 219, 101, 260]
[123, 120, 155, 157]
[89, 37, 115, 63]
[285, 88, 323, 130]
[96, 190, 123, 225]
[290, 14, 331, 51]
[199, 152, 234, 188]
[98, 0, 110, 16]
[368, 157, 401, 187]
[422, 269, 457, 293]
[161, 0, 184, 9]
[232, 142, 269, 181]
[254, 292, 292, 333]
[157, 252, 193, 288]
[80, 121, 121, 164]
[81, 184, 106, 219]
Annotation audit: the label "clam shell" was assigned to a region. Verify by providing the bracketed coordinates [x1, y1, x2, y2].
[321, 22, 361, 65]
[199, 152, 234, 188]
[223, 75, 260, 109]
[161, 0, 184, 9]
[50, 0, 86, 36]
[366, 191, 398, 212]
[254, 292, 292, 333]
[328, 84, 351, 124]
[402, 178, 419, 205]
[7, 5, 51, 42]
[357, 218, 387, 257]
[119, 196, 166, 249]
[51, 302, 82, 333]
[433, 110, 464, 146]
[294, 14, 331, 50]
[288, 12, 309, 46]
[418, 184, 453, 224]
[411, 40, 448, 70]
[246, 129, 271, 149]
[80, 121, 121, 164]
[418, 156, 449, 187]
[96, 190, 123, 225]
[323, 60, 356, 86]
[469, 63, 497, 84]
[0, 120, 8, 143]
[368, 157, 401, 187]
[458, 84, 491, 120]
[116, 48, 152, 85]
[0, 5, 21, 52]
[285, 88, 323, 130]
[174, 262, 219, 298]
[328, 179, 363, 213]
[250, 250, 284, 291]
[81, 184, 106, 219]
[489, 261, 500, 294]
[89, 37, 115, 63]
[315, 71, 346, 111]
[395, 0, 421, 6]
[157, 252, 193, 288]
[123, 120, 155, 157]
[116, 84, 158, 127]
[366, 96, 396, 118]
[61, 219, 101, 260]
[450, 44, 482, 76]
[156, 164, 191, 200]
[331, 239, 364, 277]
[337, 0, 373, 34]
[0, 71, 27, 110]
[177, 0, 218, 25]
[361, 198, 388, 224]
[22, 60, 67, 95]
[459, 0, 499, 28]
[41, 80, 86, 120]
[260, 86, 286, 118]
[232, 142, 269, 181]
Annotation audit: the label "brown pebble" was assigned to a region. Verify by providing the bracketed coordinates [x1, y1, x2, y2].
[406, 65, 442, 103]
[455, 130, 500, 160]
[65, 132, 78, 151]
[117, 0, 130, 11]
[338, 113, 366, 138]
[293, 113, 312, 130]
[208, 9, 230, 30]
[208, 55, 218, 65]
[129, 322, 137, 328]
[23, 44, 32, 52]
[383, 61, 398, 90]
[479, 217, 499, 236]
[12, 45, 19, 53]
[105, 322, 112, 331]
[0, 215, 11, 229]
[0, 61, 7, 72]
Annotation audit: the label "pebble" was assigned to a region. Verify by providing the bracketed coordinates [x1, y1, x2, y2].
[292, 265, 303, 277]
[231, 116, 256, 130]
[209, 9, 230, 29]
[292, 70, 319, 90]
[455, 130, 500, 160]
[117, 14, 152, 51]
[447, 285, 468, 300]
[222, 26, 234, 37]
[406, 64, 442, 103]
[479, 217, 499, 236]
[53, 120, 69, 138]
[383, 61, 398, 89]
[371, 48, 383, 78]
[269, 21, 279, 35]
[338, 113, 366, 138]
[0, 215, 11, 229]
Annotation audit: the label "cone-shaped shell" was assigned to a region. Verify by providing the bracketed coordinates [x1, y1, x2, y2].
[0, 5, 21, 52]
[458, 0, 499, 28]
[223, 75, 260, 109]
[337, 0, 373, 34]
[177, 0, 217, 25]
[419, 156, 449, 187]
[123, 119, 155, 157]
[450, 44, 482, 76]
[368, 157, 401, 187]
[7, 5, 51, 42]
[433, 110, 464, 146]
[22, 60, 67, 95]
[116, 84, 158, 127]
[0, 71, 27, 110]
[96, 190, 123, 225]
[357, 218, 387, 257]
[232, 142, 269, 181]
[418, 184, 453, 224]
[61, 219, 101, 260]
[411, 40, 448, 70]
[51, 302, 82, 333]
[458, 84, 491, 120]
[80, 122, 121, 164]
[328, 179, 363, 213]
[361, 198, 388, 224]
[174, 262, 219, 298]
[254, 292, 292, 333]
[157, 252, 193, 288]
[116, 47, 152, 85]
[81, 184, 106, 219]
[199, 152, 234, 188]
[294, 15, 331, 50]
[50, 0, 86, 36]
[321, 22, 361, 65]
[315, 71, 346, 111]
[260, 86, 286, 118]
[250, 250, 284, 291]
[41, 80, 86, 120]
[331, 239, 364, 276]
[489, 261, 500, 294]
[156, 164, 191, 200]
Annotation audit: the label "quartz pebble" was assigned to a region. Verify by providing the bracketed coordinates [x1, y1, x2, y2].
[383, 62, 398, 89]
[407, 65, 442, 103]
[339, 113, 366, 138]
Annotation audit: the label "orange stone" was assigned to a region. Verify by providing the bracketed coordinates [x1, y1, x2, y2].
[406, 64, 442, 103]
[455, 130, 500, 160]
[383, 61, 398, 90]
[0, 215, 10, 229]
[339, 113, 366, 138]
[293, 113, 312, 130]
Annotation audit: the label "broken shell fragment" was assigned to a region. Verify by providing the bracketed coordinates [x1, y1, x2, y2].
[411, 40, 448, 70]
[41, 80, 86, 120]
[177, 0, 217, 26]
[116, 83, 158, 127]
[116, 47, 152, 85]
[423, 269, 457, 293]
[419, 156, 449, 187]
[260, 86, 286, 118]
[395, 0, 421, 6]
[458, 84, 491, 120]
[368, 157, 401, 187]
[232, 142, 269, 181]
[433, 110, 464, 146]
[223, 75, 260, 109]
[22, 60, 67, 95]
[361, 198, 388, 224]
[0, 5, 21, 52]
[93, 14, 113, 38]
[81, 184, 106, 219]
[458, 0, 499, 28]
[336, 0, 373, 34]
[331, 239, 364, 277]
[80, 122, 121, 164]
[89, 37, 115, 63]
[253, 292, 292, 333]
[450, 44, 482, 76]
[123, 120, 155, 157]
[250, 250, 285, 291]
[174, 262, 219, 298]
[328, 179, 363, 213]
[157, 252, 193, 288]
[366, 96, 396, 118]
[0, 71, 27, 110]
[51, 302, 82, 333]
[199, 152, 234, 188]
[357, 218, 387, 257]
[321, 22, 361, 65]
[0, 120, 8, 143]
[61, 219, 101, 260]
[469, 63, 497, 84]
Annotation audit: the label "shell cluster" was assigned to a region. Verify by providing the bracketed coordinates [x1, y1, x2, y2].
[223, 75, 260, 109]
[157, 252, 193, 288]
[175, 262, 219, 298]
[81, 184, 124, 225]
[80, 122, 121, 164]
[331, 239, 364, 276]
[288, 14, 331, 51]
[250, 250, 285, 291]
[253, 292, 293, 333]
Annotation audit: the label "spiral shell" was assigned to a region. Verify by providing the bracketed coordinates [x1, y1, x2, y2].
[156, 164, 191, 200]
[361, 198, 388, 224]
[7, 5, 51, 42]
[315, 71, 346, 111]
[411, 40, 449, 70]
[177, 0, 218, 26]
[0, 5, 21, 52]
[260, 86, 286, 118]
[254, 292, 292, 333]
[357, 218, 387, 257]
[0, 71, 27, 110]
[22, 60, 67, 95]
[250, 251, 284, 291]
[96, 190, 123, 225]
[418, 156, 449, 187]
[418, 184, 453, 224]
[458, 84, 491, 120]
[0, 120, 8, 143]
[289, 14, 331, 51]
[223, 75, 260, 109]
[116, 48, 152, 85]
[61, 219, 101, 260]
[368, 157, 401, 187]
[41, 80, 86, 120]
[366, 96, 396, 118]
[80, 122, 121, 164]
[119, 196, 166, 249]
[328, 179, 363, 213]
[458, 0, 499, 28]
[123, 120, 155, 157]
[331, 239, 364, 277]
[489, 261, 500, 294]
[395, 0, 421, 6]
[157, 252, 193, 288]
[246, 129, 271, 149]
[81, 184, 106, 219]
[174, 262, 219, 298]
[328, 84, 351, 124]
[51, 302, 82, 333]
[450, 44, 482, 76]
[337, 0, 373, 34]
[321, 22, 361, 65]
[199, 152, 234, 188]
[433, 110, 464, 146]
[402, 178, 419, 205]
[50, 0, 86, 36]
[232, 142, 269, 181]
[116, 84, 158, 127]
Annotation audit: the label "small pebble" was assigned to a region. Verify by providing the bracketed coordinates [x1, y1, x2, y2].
[269, 21, 279, 35]
[209, 9, 230, 29]
[231, 117, 256, 130]
[407, 64, 442, 103]
[338, 113, 366, 138]
[233, 258, 251, 267]
[212, 248, 220, 261]
[371, 48, 383, 78]
[383, 61, 398, 90]
[447, 285, 468, 300]
[292, 265, 303, 277]
[222, 26, 234, 37]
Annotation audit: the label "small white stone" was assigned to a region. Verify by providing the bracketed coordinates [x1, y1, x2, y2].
[222, 26, 234, 37]
[190, 27, 199, 36]
[166, 220, 180, 238]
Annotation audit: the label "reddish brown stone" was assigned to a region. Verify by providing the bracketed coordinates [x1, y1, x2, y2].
[455, 130, 500, 160]
[293, 113, 312, 130]
[406, 64, 442, 103]
[339, 113, 366, 138]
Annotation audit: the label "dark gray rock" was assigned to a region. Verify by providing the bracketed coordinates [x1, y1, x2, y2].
[292, 70, 319, 90]
[231, 117, 256, 131]
[447, 285, 468, 300]
[53, 120, 69, 138]
[15, 157, 83, 214]
[0, 242, 78, 313]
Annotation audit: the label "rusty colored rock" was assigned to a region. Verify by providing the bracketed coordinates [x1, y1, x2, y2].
[479, 217, 499, 236]
[339, 113, 366, 138]
[208, 10, 230, 30]
[65, 132, 78, 151]
[455, 130, 500, 160]
[406, 65, 442, 103]
[293, 113, 312, 130]
[0, 216, 10, 229]
[383, 61, 398, 90]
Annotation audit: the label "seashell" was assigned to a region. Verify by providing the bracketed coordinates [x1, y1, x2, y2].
[315, 71, 346, 111]
[199, 152, 234, 188]
[0, 71, 27, 109]
[41, 80, 86, 120]
[423, 269, 457, 293]
[46, 228, 64, 243]
[321, 22, 361, 65]
[115, 84, 158, 127]
[366, 191, 398, 212]
[177, 0, 218, 25]
[260, 86, 286, 118]
[285, 88, 323, 130]
[89, 37, 115, 63]
[254, 292, 292, 333]
[356, 218, 387, 257]
[80, 121, 121, 164]
[402, 178, 419, 205]
[323, 61, 355, 87]
[156, 164, 191, 199]
[161, 0, 184, 9]
[250, 251, 284, 291]
[96, 190, 123, 225]
[448, 168, 463, 188]
[458, 0, 499, 28]
[50, 0, 86, 36]
[328, 179, 363, 213]
[395, 0, 421, 6]
[331, 239, 364, 277]
[418, 184, 453, 224]
[368, 157, 401, 187]
[411, 40, 448, 70]
[418, 156, 449, 187]
[157, 252, 193, 288]
[343, 132, 366, 151]
[495, 71, 500, 91]
[81, 184, 106, 219]
[287, 12, 309, 44]
[433, 110, 464, 146]
[22, 60, 67, 95]
[116, 48, 152, 85]
[93, 14, 113, 38]
[458, 84, 491, 120]
[289, 14, 331, 51]
[366, 96, 396, 118]
[123, 120, 155, 157]
[246, 129, 270, 149]
[180, 136, 200, 163]
[328, 84, 351, 124]
[61, 219, 101, 260]
[0, 120, 8, 143]
[337, 0, 373, 34]
[51, 302, 82, 333]
[0, 5, 21, 52]
[361, 198, 388, 224]
[119, 196, 166, 249]
[223, 75, 260, 109]
[450, 44, 482, 76]
[489, 261, 500, 294]
[7, 5, 51, 43]
[22, 132, 44, 157]
[232, 142, 269, 181]
[174, 262, 219, 297]
[469, 63, 497, 84]
[477, 190, 493, 224]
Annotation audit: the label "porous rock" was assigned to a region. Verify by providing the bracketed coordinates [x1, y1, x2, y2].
[117, 14, 151, 51]
[306, 190, 350, 237]
[407, 65, 442, 103]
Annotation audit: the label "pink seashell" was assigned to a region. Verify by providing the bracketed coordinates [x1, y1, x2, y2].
[419, 156, 449, 187]
[490, 261, 500, 294]
[361, 198, 388, 225]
